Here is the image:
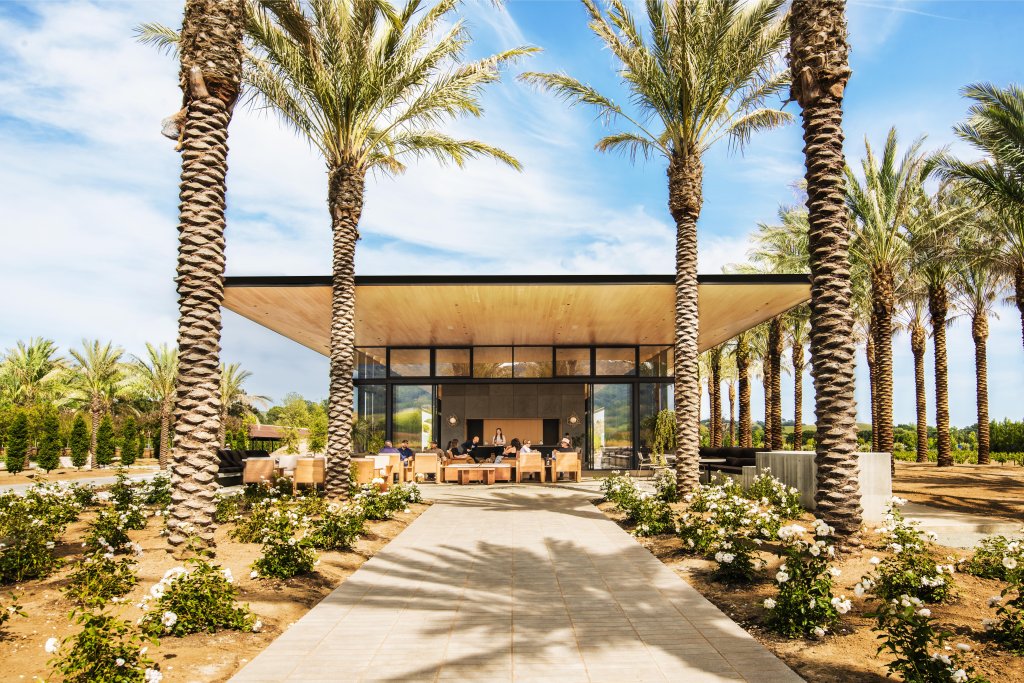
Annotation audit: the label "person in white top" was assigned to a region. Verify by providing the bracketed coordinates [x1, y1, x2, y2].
[519, 440, 534, 455]
[492, 427, 506, 446]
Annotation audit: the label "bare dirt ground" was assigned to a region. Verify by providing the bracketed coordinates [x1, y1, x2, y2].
[893, 461, 1024, 521]
[0, 501, 429, 683]
[599, 501, 1024, 683]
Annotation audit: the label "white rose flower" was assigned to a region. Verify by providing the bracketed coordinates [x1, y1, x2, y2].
[988, 596, 1002, 608]
[829, 567, 842, 577]
[812, 627, 825, 638]
[116, 658, 126, 667]
[161, 611, 178, 629]
[1002, 556, 1018, 570]
[763, 598, 776, 609]
[250, 570, 259, 579]
[854, 584, 866, 598]
[776, 571, 790, 584]
[951, 670, 968, 683]
[45, 637, 60, 654]
[870, 557, 881, 565]
[917, 608, 931, 618]
[144, 669, 163, 683]
[252, 619, 263, 633]
[956, 643, 971, 652]
[149, 583, 165, 599]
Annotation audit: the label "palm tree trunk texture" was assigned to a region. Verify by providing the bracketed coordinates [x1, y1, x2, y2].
[769, 317, 783, 450]
[728, 380, 736, 446]
[159, 400, 172, 470]
[1015, 264, 1024, 351]
[973, 313, 991, 465]
[670, 154, 704, 493]
[737, 337, 752, 447]
[89, 396, 101, 468]
[218, 409, 227, 448]
[763, 354, 773, 448]
[167, 0, 243, 549]
[866, 332, 878, 452]
[707, 379, 716, 446]
[325, 164, 365, 499]
[711, 353, 723, 447]
[910, 324, 929, 463]
[871, 266, 896, 458]
[792, 342, 804, 450]
[790, 0, 862, 536]
[929, 285, 953, 467]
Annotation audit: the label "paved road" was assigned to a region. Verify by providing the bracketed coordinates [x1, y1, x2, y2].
[231, 485, 801, 683]
[0, 470, 159, 494]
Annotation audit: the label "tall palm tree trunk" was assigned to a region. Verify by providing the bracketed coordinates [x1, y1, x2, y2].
[325, 164, 365, 499]
[769, 317, 783, 450]
[737, 338, 752, 447]
[866, 332, 878, 452]
[790, 0, 862, 536]
[89, 396, 101, 468]
[792, 342, 804, 450]
[910, 324, 929, 463]
[1015, 264, 1024, 351]
[763, 353, 773, 448]
[159, 399, 172, 470]
[929, 284, 953, 466]
[670, 154, 703, 493]
[711, 353, 722, 447]
[728, 380, 736, 446]
[973, 313, 991, 465]
[167, 0, 244, 549]
[218, 408, 227, 448]
[871, 266, 896, 458]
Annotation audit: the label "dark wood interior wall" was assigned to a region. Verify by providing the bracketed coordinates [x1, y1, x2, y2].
[439, 383, 585, 446]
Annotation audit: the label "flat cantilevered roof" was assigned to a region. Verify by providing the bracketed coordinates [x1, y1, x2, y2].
[223, 274, 809, 354]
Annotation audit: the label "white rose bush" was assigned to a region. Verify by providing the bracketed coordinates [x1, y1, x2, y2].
[985, 544, 1024, 654]
[46, 608, 160, 683]
[600, 471, 674, 536]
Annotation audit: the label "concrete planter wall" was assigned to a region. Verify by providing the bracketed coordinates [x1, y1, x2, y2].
[753, 451, 892, 523]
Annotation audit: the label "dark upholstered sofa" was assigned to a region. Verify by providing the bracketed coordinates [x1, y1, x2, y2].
[217, 449, 273, 486]
[699, 447, 768, 475]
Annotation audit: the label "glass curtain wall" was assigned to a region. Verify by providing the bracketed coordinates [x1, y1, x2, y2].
[392, 385, 434, 449]
[639, 382, 674, 458]
[590, 383, 633, 470]
[353, 384, 386, 453]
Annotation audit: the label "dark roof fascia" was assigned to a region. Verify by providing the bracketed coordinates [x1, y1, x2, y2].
[224, 273, 810, 287]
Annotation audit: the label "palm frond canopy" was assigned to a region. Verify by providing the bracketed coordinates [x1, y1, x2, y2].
[243, 0, 538, 174]
[846, 127, 932, 274]
[952, 213, 1008, 317]
[0, 338, 67, 405]
[221, 362, 270, 414]
[906, 181, 973, 288]
[748, 204, 810, 273]
[520, 0, 792, 162]
[939, 82, 1024, 213]
[66, 339, 127, 409]
[127, 343, 179, 405]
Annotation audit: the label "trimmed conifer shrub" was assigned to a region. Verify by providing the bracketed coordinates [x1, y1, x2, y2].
[119, 417, 139, 468]
[36, 412, 62, 472]
[70, 415, 89, 469]
[94, 415, 115, 468]
[5, 412, 29, 475]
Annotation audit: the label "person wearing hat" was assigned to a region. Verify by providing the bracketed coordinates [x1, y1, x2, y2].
[555, 437, 575, 454]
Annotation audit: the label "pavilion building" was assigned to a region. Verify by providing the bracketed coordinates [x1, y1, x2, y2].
[223, 274, 809, 470]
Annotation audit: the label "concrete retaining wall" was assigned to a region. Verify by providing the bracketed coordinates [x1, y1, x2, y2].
[755, 451, 892, 522]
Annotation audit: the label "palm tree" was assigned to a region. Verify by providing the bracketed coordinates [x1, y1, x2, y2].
[789, 0, 861, 535]
[238, 0, 534, 499]
[768, 316, 784, 449]
[897, 289, 929, 463]
[788, 306, 810, 450]
[523, 0, 790, 491]
[732, 332, 752, 447]
[128, 343, 179, 469]
[170, 0, 244, 547]
[939, 83, 1024, 348]
[0, 338, 66, 406]
[67, 340, 125, 465]
[846, 128, 929, 457]
[219, 362, 270, 446]
[954, 231, 1005, 465]
[708, 345, 724, 447]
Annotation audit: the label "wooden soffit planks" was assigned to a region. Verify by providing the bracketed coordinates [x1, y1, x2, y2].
[222, 276, 809, 354]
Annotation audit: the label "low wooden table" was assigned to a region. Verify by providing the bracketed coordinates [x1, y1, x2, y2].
[457, 467, 496, 485]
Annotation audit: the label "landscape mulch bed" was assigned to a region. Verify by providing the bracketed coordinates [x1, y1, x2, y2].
[598, 501, 1024, 683]
[893, 461, 1024, 521]
[0, 499, 430, 683]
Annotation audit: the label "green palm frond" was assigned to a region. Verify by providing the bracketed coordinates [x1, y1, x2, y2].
[134, 22, 180, 57]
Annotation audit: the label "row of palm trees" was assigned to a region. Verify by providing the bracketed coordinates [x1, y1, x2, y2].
[151, 0, 863, 543]
[0, 338, 262, 467]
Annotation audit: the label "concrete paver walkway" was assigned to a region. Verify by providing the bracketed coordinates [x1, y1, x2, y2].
[231, 485, 800, 683]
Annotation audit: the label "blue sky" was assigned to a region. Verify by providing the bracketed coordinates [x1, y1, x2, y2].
[0, 0, 1022, 429]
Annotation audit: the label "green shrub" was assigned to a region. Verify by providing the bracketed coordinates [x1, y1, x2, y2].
[893, 449, 1024, 466]
[109, 470, 147, 531]
[386, 482, 422, 509]
[764, 520, 845, 638]
[354, 482, 394, 521]
[985, 556, 1024, 654]
[228, 498, 280, 544]
[961, 536, 1023, 580]
[64, 552, 138, 608]
[23, 482, 85, 529]
[140, 473, 171, 509]
[37, 411, 62, 472]
[69, 415, 89, 469]
[119, 417, 140, 468]
[94, 415, 116, 468]
[652, 468, 678, 503]
[868, 594, 987, 683]
[139, 551, 255, 636]
[5, 412, 29, 475]
[46, 609, 159, 683]
[863, 501, 956, 604]
[308, 503, 365, 551]
[214, 492, 243, 524]
[0, 493, 65, 584]
[250, 511, 317, 579]
[745, 469, 803, 518]
[84, 508, 134, 554]
[600, 471, 639, 507]
[69, 483, 98, 508]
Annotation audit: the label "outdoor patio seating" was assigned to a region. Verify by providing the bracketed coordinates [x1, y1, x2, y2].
[242, 456, 275, 484]
[517, 452, 545, 483]
[293, 456, 326, 495]
[413, 453, 441, 482]
[352, 457, 376, 485]
[276, 454, 298, 478]
[443, 462, 512, 483]
[552, 452, 582, 482]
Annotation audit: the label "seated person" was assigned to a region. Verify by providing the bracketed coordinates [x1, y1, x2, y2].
[445, 439, 471, 464]
[519, 440, 535, 456]
[492, 428, 506, 446]
[502, 437, 522, 458]
[397, 439, 415, 462]
[461, 435, 481, 461]
[378, 440, 400, 454]
[424, 440, 446, 458]
[555, 437, 575, 454]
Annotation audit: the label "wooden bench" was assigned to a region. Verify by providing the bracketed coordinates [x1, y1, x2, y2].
[457, 467, 497, 485]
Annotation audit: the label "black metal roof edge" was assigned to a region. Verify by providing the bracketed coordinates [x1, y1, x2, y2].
[225, 273, 810, 287]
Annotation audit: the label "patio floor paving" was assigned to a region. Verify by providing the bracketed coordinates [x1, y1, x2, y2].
[230, 484, 801, 683]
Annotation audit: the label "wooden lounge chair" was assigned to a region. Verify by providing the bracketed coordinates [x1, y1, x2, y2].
[242, 457, 275, 485]
[517, 453, 545, 483]
[413, 453, 441, 482]
[553, 451, 582, 483]
[352, 457, 376, 485]
[293, 456, 326, 495]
